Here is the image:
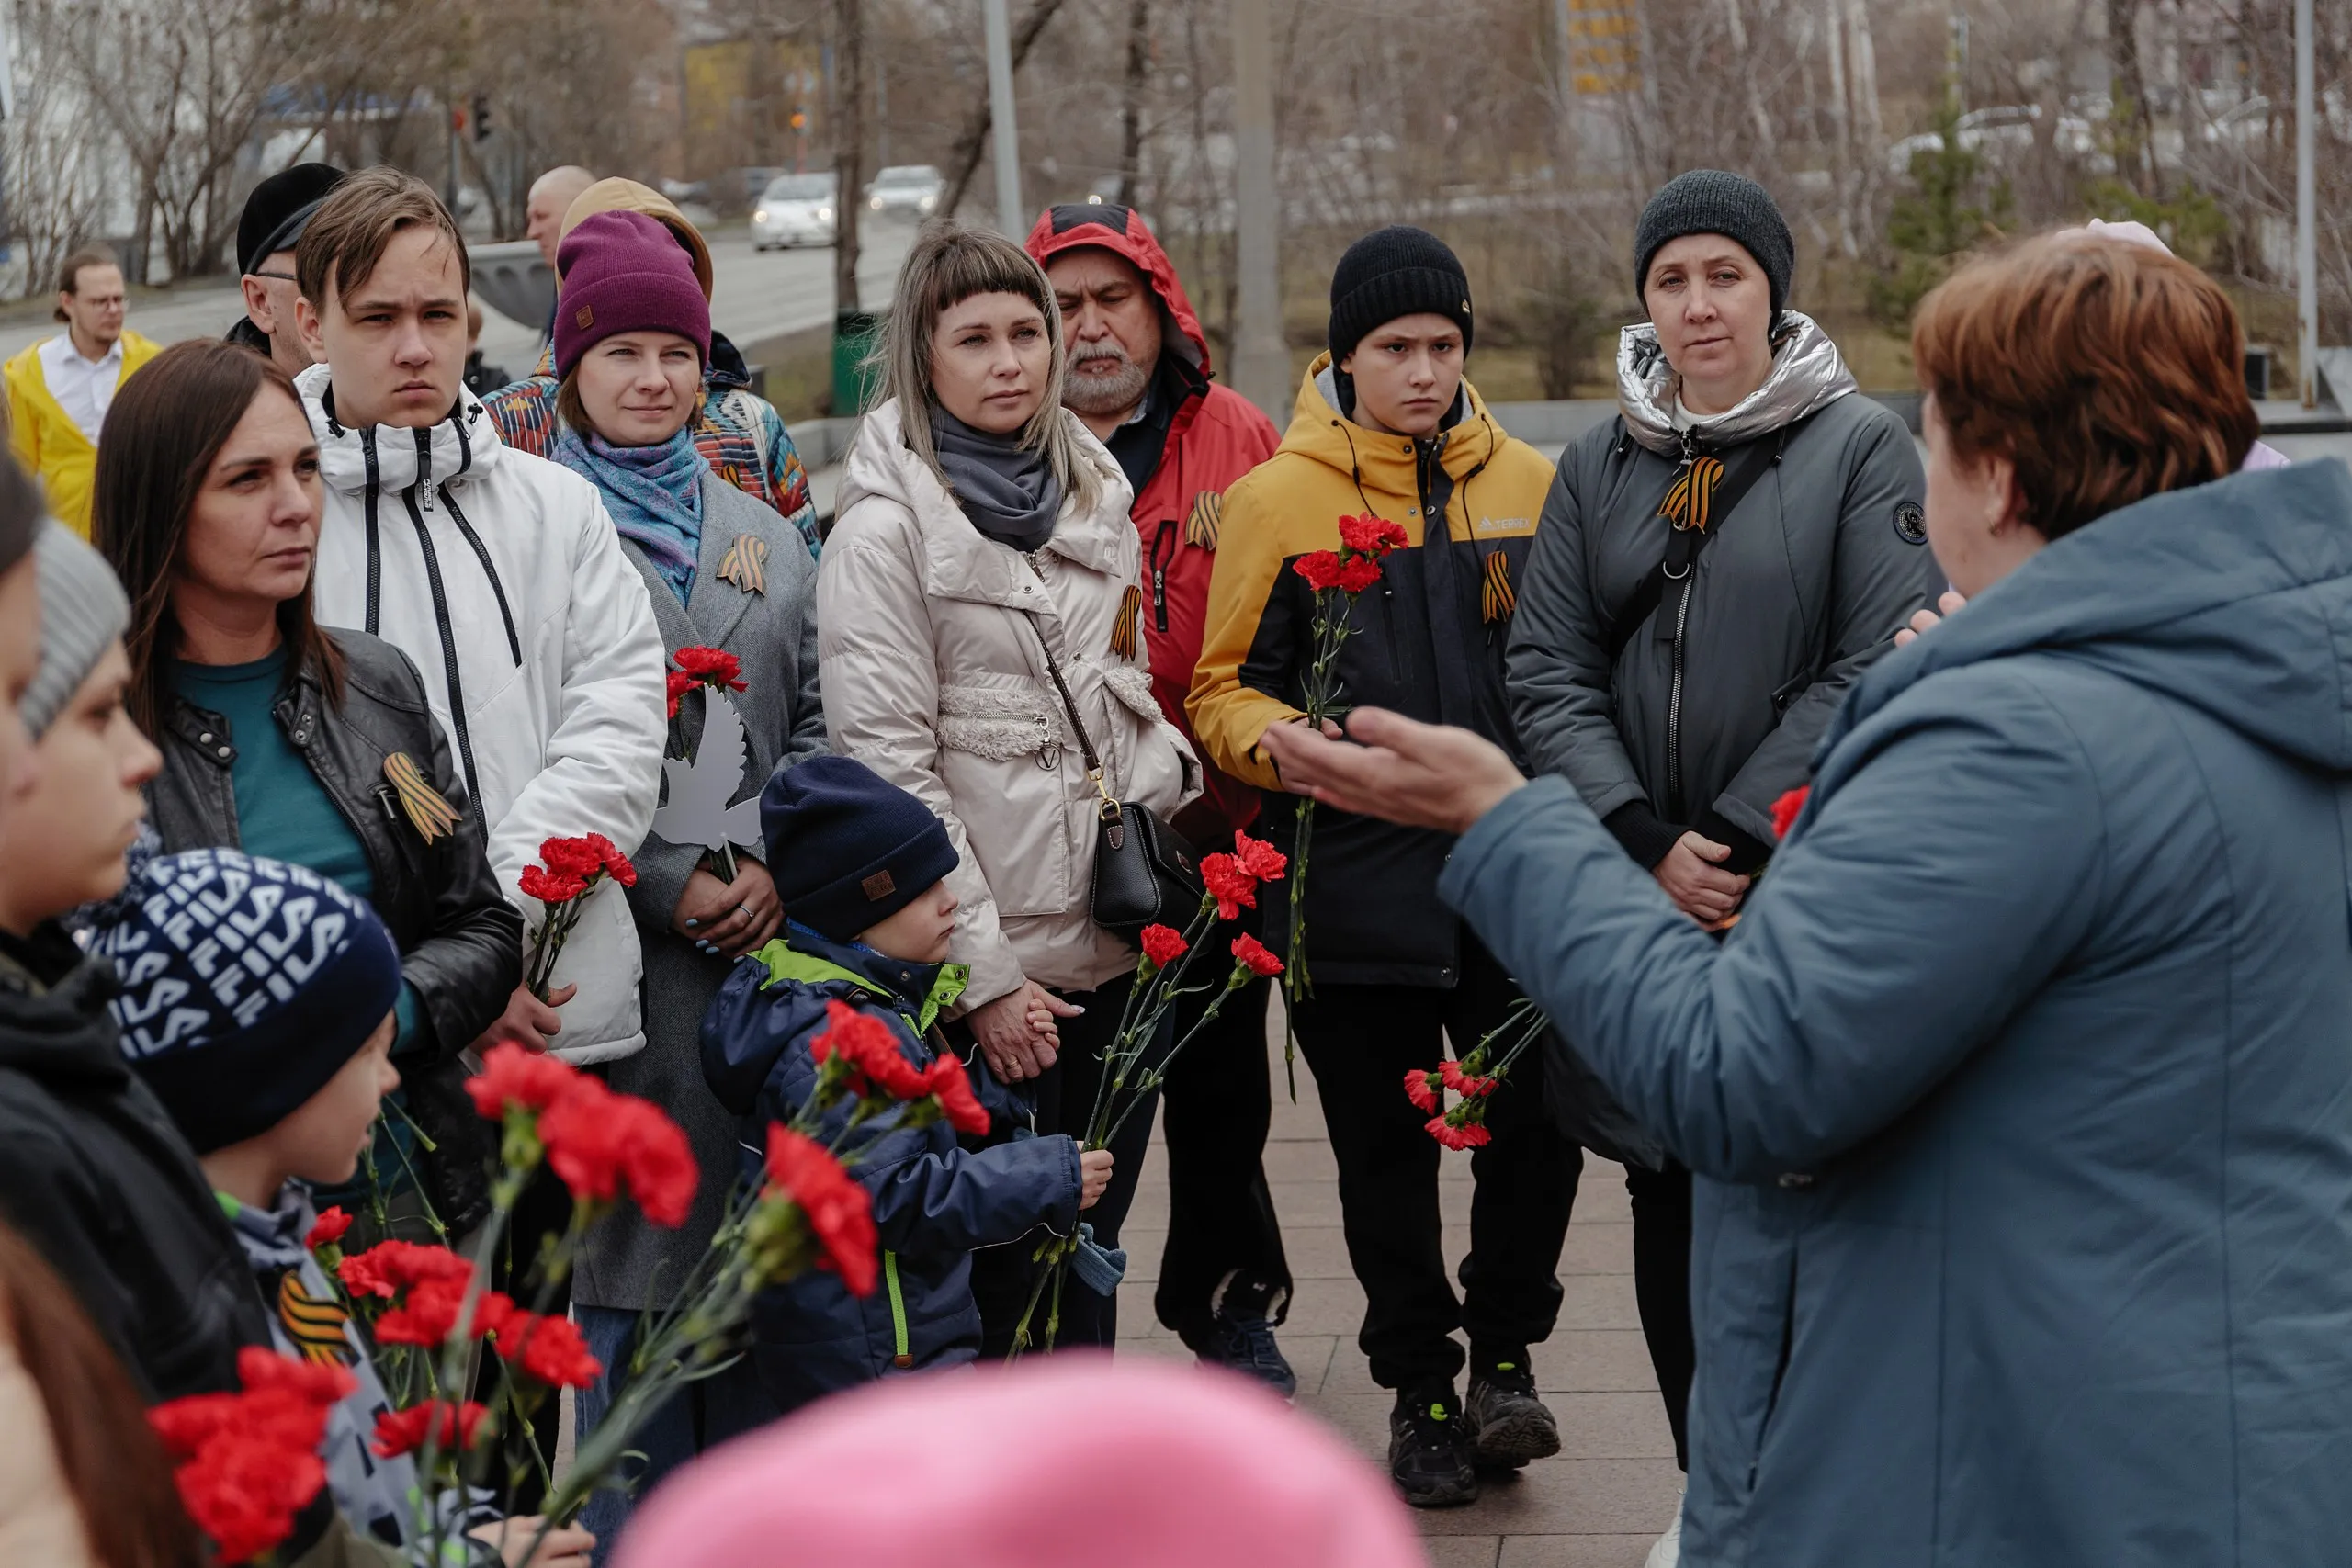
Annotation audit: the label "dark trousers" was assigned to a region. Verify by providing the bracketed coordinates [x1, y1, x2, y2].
[1291, 938, 1576, 1391]
[1626, 1158, 1695, 1470]
[1154, 953, 1293, 1349]
[969, 970, 1163, 1354]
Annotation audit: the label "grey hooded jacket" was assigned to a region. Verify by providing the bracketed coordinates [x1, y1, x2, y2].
[1443, 458, 2352, 1566]
[1506, 317, 1939, 1164]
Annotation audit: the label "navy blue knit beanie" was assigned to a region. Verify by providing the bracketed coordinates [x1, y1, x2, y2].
[90, 847, 403, 1155]
[762, 756, 960, 942]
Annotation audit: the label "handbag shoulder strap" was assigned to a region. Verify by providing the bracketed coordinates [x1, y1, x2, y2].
[1021, 564, 1122, 818]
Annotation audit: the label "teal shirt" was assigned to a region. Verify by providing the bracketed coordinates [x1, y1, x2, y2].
[167, 650, 423, 1197]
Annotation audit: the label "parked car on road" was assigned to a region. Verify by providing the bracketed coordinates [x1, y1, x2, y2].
[865, 164, 943, 218]
[1886, 105, 2095, 175]
[753, 173, 838, 250]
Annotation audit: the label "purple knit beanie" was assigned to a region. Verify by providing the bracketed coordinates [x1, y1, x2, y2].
[554, 209, 711, 379]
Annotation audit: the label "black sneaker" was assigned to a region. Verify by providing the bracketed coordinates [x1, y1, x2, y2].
[1388, 1384, 1479, 1507]
[1465, 1358, 1560, 1469]
[1197, 1274, 1296, 1398]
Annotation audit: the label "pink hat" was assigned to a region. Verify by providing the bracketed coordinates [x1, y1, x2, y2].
[610, 1356, 1428, 1568]
[553, 209, 711, 380]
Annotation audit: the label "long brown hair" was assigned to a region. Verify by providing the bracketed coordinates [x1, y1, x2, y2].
[91, 339, 345, 737]
[0, 1221, 201, 1568]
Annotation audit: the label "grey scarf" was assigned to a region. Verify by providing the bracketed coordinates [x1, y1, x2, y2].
[1616, 310, 1857, 457]
[930, 409, 1064, 551]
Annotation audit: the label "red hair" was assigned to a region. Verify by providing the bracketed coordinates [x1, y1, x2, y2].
[1912, 232, 2258, 540]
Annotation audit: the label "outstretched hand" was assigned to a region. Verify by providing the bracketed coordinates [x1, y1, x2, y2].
[1258, 707, 1527, 837]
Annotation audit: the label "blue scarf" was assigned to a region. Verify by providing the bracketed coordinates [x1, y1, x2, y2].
[553, 423, 707, 604]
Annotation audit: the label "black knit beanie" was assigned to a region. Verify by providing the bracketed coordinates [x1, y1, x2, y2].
[1328, 226, 1475, 364]
[1634, 170, 1796, 325]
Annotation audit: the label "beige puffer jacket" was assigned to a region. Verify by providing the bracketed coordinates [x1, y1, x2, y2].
[818, 399, 1200, 1008]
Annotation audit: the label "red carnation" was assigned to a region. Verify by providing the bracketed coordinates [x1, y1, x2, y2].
[373, 1277, 469, 1347]
[1770, 784, 1811, 840]
[1292, 550, 1345, 593]
[1439, 1057, 1498, 1099]
[612, 1097, 698, 1227]
[1139, 923, 1189, 970]
[1337, 513, 1408, 558]
[337, 1240, 472, 1302]
[1333, 555, 1384, 594]
[665, 670, 697, 718]
[304, 1207, 351, 1251]
[1429, 1115, 1491, 1150]
[764, 1125, 879, 1297]
[673, 646, 747, 692]
[371, 1399, 489, 1459]
[538, 836, 605, 879]
[921, 1054, 992, 1137]
[498, 1312, 603, 1390]
[810, 998, 931, 1100]
[1230, 933, 1284, 977]
[1404, 1068, 1440, 1113]
[466, 1043, 583, 1121]
[1231, 831, 1288, 882]
[234, 1345, 356, 1407]
[1199, 852, 1260, 920]
[150, 1349, 351, 1565]
[517, 865, 587, 907]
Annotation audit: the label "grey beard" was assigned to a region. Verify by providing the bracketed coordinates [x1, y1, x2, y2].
[1063, 351, 1150, 417]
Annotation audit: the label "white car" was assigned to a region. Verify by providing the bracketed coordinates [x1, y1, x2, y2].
[865, 164, 944, 218]
[752, 174, 837, 250]
[1887, 105, 2096, 175]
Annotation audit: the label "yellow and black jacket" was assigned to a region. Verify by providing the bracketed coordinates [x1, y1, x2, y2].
[1188, 355, 1554, 987]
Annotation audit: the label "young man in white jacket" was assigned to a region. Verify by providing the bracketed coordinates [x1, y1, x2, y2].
[292, 166, 666, 1068]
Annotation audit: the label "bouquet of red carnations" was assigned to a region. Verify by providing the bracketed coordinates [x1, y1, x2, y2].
[1279, 513, 1408, 1094]
[517, 834, 637, 1001]
[1008, 832, 1288, 1355]
[1405, 998, 1551, 1149]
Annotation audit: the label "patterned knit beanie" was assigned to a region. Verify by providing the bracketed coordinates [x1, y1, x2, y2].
[90, 848, 403, 1155]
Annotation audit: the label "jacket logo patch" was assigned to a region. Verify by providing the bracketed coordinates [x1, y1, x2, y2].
[574, 304, 594, 330]
[862, 870, 897, 901]
[1473, 514, 1529, 536]
[1893, 500, 1928, 545]
[382, 752, 459, 844]
[717, 533, 768, 595]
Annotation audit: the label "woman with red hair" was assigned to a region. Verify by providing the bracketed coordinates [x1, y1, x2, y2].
[1254, 230, 2352, 1566]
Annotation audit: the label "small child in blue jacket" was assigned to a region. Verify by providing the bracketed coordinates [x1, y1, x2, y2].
[701, 756, 1112, 1412]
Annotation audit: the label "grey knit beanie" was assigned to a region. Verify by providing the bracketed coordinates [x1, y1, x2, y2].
[1634, 170, 1796, 325]
[22, 522, 130, 739]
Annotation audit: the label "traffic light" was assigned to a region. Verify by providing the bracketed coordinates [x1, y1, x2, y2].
[473, 96, 492, 142]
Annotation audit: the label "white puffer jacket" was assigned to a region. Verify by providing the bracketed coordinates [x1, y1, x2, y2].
[300, 367, 667, 1064]
[819, 399, 1200, 1008]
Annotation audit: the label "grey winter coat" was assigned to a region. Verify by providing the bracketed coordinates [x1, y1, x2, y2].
[1507, 317, 1939, 1165]
[1445, 459, 2352, 1567]
[573, 471, 826, 1312]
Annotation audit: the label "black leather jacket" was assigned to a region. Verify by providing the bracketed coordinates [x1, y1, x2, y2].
[145, 629, 520, 1227]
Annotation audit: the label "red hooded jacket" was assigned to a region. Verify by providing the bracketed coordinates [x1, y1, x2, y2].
[1026, 205, 1282, 838]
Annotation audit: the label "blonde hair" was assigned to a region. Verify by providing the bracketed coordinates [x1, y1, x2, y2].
[874, 220, 1099, 511]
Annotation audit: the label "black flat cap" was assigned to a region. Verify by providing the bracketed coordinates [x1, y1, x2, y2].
[237, 163, 347, 277]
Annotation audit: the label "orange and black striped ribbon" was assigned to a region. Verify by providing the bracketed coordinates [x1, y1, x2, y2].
[718, 533, 769, 595]
[383, 752, 460, 845]
[1111, 584, 1145, 660]
[1185, 491, 1223, 550]
[278, 1271, 356, 1367]
[1659, 454, 1727, 532]
[1480, 550, 1516, 624]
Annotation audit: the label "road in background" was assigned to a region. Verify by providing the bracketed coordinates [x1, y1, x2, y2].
[0, 218, 916, 374]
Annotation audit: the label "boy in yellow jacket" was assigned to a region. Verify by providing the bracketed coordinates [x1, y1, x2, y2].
[1188, 226, 1575, 1510]
[4, 249, 163, 537]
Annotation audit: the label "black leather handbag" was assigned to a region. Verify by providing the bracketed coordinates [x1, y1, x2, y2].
[1031, 626, 1204, 944]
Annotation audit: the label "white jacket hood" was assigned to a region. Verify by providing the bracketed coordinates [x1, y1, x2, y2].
[299, 365, 669, 1064]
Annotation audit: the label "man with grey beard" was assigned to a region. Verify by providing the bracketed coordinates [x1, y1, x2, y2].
[1024, 204, 1294, 1394]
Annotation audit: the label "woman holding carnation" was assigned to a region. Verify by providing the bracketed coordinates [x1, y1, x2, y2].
[819, 220, 1198, 1352]
[535, 209, 824, 1544]
[1187, 225, 1568, 1509]
[1500, 171, 1940, 1563]
[1263, 231, 2352, 1568]
[92, 339, 523, 1247]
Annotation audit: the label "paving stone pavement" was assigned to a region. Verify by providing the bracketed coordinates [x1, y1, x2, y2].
[1114, 1000, 1682, 1568]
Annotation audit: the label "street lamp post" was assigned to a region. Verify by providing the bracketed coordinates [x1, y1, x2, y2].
[983, 0, 1024, 236]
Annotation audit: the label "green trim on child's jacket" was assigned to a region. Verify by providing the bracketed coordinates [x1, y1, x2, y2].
[751, 937, 970, 1037]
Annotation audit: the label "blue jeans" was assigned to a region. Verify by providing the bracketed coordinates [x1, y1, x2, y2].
[572, 1304, 783, 1562]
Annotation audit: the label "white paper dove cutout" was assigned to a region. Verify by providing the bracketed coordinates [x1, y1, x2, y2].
[652, 687, 762, 854]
